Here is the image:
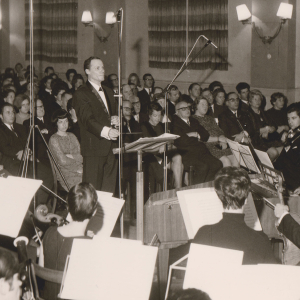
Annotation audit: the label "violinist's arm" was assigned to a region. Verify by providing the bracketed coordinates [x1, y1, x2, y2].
[275, 204, 300, 249]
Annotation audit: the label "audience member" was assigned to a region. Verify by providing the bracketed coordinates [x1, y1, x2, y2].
[49, 109, 83, 191]
[172, 101, 222, 184]
[70, 74, 84, 94]
[0, 103, 53, 205]
[167, 288, 211, 300]
[167, 85, 180, 116]
[61, 91, 72, 111]
[66, 99, 81, 142]
[38, 75, 52, 101]
[65, 68, 77, 90]
[201, 88, 214, 116]
[266, 92, 289, 136]
[44, 66, 54, 77]
[128, 72, 142, 91]
[247, 89, 283, 161]
[236, 82, 250, 112]
[14, 94, 30, 124]
[138, 73, 154, 114]
[130, 96, 149, 124]
[3, 89, 15, 105]
[192, 97, 238, 167]
[211, 88, 226, 119]
[108, 73, 119, 95]
[122, 84, 134, 101]
[208, 80, 223, 92]
[188, 83, 201, 103]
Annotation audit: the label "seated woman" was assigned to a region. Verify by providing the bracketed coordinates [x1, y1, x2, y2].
[42, 182, 102, 300]
[140, 102, 183, 190]
[192, 97, 238, 167]
[266, 92, 289, 136]
[13, 94, 30, 124]
[49, 109, 83, 190]
[248, 89, 283, 161]
[211, 88, 226, 120]
[3, 88, 16, 105]
[128, 72, 143, 92]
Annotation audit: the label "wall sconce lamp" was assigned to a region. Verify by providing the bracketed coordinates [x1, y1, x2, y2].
[81, 10, 120, 42]
[236, 3, 293, 44]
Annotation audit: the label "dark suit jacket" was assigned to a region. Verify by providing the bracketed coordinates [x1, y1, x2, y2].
[171, 114, 210, 165]
[73, 81, 116, 157]
[135, 112, 149, 125]
[239, 99, 250, 112]
[218, 107, 254, 140]
[167, 100, 176, 120]
[0, 122, 27, 173]
[137, 89, 151, 114]
[23, 116, 54, 165]
[277, 214, 300, 249]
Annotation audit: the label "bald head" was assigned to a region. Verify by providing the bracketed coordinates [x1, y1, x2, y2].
[122, 84, 133, 100]
[175, 101, 191, 120]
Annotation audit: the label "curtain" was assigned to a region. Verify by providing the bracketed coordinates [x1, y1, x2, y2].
[148, 0, 228, 70]
[25, 0, 78, 64]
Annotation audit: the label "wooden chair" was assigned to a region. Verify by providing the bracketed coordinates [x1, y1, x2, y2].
[29, 261, 64, 300]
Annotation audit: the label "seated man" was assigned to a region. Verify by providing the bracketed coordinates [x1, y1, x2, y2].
[130, 96, 149, 124]
[171, 101, 222, 184]
[0, 247, 22, 300]
[274, 103, 300, 192]
[218, 92, 254, 144]
[236, 82, 250, 112]
[170, 167, 278, 265]
[0, 103, 53, 206]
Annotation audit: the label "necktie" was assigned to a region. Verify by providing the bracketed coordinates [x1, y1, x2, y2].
[11, 126, 18, 137]
[99, 86, 103, 92]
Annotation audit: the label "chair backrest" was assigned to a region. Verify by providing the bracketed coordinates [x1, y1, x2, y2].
[30, 261, 64, 300]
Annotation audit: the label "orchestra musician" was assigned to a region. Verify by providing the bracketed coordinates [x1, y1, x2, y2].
[0, 247, 22, 300]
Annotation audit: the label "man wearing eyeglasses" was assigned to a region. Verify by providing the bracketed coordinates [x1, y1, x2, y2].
[138, 73, 154, 114]
[219, 92, 254, 143]
[131, 96, 149, 124]
[172, 101, 222, 184]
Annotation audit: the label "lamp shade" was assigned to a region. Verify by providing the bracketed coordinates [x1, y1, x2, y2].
[236, 4, 252, 21]
[277, 3, 293, 19]
[105, 12, 117, 24]
[81, 10, 93, 24]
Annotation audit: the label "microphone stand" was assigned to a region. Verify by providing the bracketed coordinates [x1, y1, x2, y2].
[162, 35, 218, 190]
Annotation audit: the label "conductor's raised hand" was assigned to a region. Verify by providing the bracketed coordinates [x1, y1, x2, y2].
[108, 128, 119, 140]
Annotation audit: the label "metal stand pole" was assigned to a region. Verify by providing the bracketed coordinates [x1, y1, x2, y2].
[136, 150, 144, 242]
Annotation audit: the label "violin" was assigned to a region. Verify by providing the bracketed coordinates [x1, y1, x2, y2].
[34, 205, 67, 226]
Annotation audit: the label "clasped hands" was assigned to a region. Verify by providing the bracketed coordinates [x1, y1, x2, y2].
[260, 126, 276, 139]
[233, 131, 251, 144]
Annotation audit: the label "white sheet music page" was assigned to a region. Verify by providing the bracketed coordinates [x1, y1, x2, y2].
[95, 191, 125, 237]
[183, 244, 243, 300]
[0, 176, 42, 237]
[60, 238, 158, 300]
[177, 188, 262, 239]
[177, 188, 223, 239]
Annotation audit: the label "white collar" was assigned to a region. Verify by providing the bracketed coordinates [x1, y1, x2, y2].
[89, 80, 102, 92]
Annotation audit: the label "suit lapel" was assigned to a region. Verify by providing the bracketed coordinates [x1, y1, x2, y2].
[86, 81, 110, 117]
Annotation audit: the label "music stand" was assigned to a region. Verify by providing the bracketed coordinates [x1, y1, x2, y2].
[114, 134, 179, 241]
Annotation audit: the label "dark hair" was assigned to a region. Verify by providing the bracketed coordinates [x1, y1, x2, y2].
[214, 167, 251, 209]
[188, 82, 201, 93]
[168, 85, 178, 93]
[67, 182, 98, 221]
[249, 89, 263, 103]
[51, 109, 72, 130]
[225, 92, 238, 102]
[167, 288, 211, 300]
[270, 92, 287, 107]
[236, 82, 250, 94]
[43, 75, 52, 85]
[200, 87, 210, 95]
[66, 69, 77, 81]
[287, 103, 300, 117]
[84, 56, 102, 74]
[67, 98, 74, 112]
[148, 102, 162, 116]
[0, 247, 19, 283]
[5, 68, 15, 76]
[153, 93, 165, 102]
[128, 73, 141, 87]
[71, 74, 84, 89]
[2, 89, 15, 99]
[44, 66, 54, 74]
[0, 103, 15, 115]
[212, 88, 226, 100]
[52, 83, 67, 97]
[108, 74, 118, 81]
[14, 94, 29, 109]
[143, 73, 153, 81]
[209, 81, 223, 92]
[2, 84, 16, 92]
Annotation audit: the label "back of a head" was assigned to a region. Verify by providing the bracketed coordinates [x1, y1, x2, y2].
[167, 288, 211, 300]
[214, 167, 251, 209]
[67, 182, 98, 221]
[0, 247, 19, 282]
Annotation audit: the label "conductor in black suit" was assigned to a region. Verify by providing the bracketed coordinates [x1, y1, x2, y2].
[73, 57, 119, 193]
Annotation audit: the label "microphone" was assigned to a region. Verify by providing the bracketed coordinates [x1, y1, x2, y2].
[202, 35, 218, 49]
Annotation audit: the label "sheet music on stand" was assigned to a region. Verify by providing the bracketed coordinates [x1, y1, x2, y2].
[227, 140, 260, 173]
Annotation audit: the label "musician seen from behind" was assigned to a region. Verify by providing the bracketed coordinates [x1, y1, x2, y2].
[0, 247, 22, 300]
[170, 167, 278, 265]
[41, 182, 103, 300]
[274, 103, 300, 193]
